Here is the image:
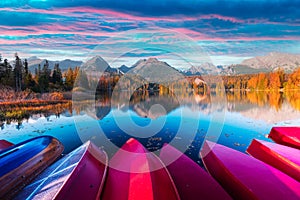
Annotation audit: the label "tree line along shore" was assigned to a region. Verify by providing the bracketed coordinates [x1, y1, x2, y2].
[0, 54, 299, 101]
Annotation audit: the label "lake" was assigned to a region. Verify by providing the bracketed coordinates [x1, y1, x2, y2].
[1, 90, 300, 166]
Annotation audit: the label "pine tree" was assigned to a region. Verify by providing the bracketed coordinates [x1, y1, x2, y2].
[51, 63, 62, 85]
[4, 59, 13, 87]
[24, 59, 28, 75]
[14, 53, 23, 91]
[38, 60, 51, 92]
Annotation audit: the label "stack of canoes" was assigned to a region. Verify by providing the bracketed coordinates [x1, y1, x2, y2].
[201, 140, 300, 200]
[1, 126, 300, 199]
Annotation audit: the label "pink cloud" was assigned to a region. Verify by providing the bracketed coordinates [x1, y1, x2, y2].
[0, 24, 115, 37]
[1, 24, 299, 42]
[172, 28, 300, 41]
[0, 38, 36, 45]
[0, 7, 245, 23]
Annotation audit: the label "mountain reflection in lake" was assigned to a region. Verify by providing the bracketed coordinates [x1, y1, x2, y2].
[1, 89, 300, 166]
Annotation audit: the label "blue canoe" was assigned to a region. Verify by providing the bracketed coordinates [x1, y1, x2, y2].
[0, 136, 64, 199]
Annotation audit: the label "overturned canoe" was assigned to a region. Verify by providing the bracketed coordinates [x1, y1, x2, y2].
[269, 127, 300, 149]
[159, 144, 231, 200]
[16, 141, 108, 200]
[101, 138, 180, 200]
[0, 139, 13, 151]
[0, 136, 64, 199]
[247, 139, 300, 182]
[200, 140, 300, 200]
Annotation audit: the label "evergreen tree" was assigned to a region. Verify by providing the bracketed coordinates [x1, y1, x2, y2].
[24, 59, 28, 75]
[38, 64, 41, 76]
[38, 60, 51, 92]
[24, 72, 37, 91]
[51, 63, 63, 86]
[14, 53, 23, 91]
[4, 59, 13, 87]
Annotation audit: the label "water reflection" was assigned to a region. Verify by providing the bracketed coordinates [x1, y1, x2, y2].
[1, 89, 300, 166]
[1, 89, 300, 128]
[226, 90, 300, 112]
[0, 101, 72, 129]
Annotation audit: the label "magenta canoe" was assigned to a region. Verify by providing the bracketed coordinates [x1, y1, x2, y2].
[200, 140, 300, 200]
[15, 141, 108, 200]
[101, 138, 180, 200]
[159, 144, 232, 200]
[269, 127, 300, 149]
[0, 139, 13, 151]
[247, 139, 300, 182]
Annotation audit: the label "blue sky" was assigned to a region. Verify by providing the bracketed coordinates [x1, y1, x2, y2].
[0, 0, 299, 67]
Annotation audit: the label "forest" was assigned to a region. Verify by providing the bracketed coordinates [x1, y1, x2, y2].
[0, 53, 89, 93]
[0, 54, 300, 95]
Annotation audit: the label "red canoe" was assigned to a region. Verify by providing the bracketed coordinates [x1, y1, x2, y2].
[16, 141, 108, 200]
[269, 127, 300, 149]
[200, 140, 300, 200]
[0, 139, 13, 151]
[101, 138, 180, 200]
[247, 139, 300, 182]
[159, 144, 231, 200]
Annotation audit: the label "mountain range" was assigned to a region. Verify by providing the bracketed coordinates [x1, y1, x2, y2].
[26, 56, 83, 72]
[241, 52, 300, 72]
[183, 62, 218, 75]
[81, 56, 118, 74]
[11, 52, 300, 75]
[126, 58, 184, 82]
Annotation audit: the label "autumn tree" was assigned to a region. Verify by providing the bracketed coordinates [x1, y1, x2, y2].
[257, 73, 268, 90]
[269, 69, 284, 90]
[64, 67, 74, 90]
[285, 68, 300, 89]
[247, 76, 258, 90]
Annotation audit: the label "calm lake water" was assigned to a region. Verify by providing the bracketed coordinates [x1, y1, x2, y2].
[1, 90, 300, 166]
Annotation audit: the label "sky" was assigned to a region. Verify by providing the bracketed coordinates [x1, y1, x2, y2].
[0, 0, 299, 68]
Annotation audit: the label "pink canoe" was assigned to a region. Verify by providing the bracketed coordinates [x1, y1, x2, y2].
[0, 139, 13, 151]
[247, 139, 300, 182]
[269, 127, 300, 149]
[15, 141, 108, 200]
[101, 138, 180, 200]
[159, 144, 231, 200]
[200, 140, 300, 200]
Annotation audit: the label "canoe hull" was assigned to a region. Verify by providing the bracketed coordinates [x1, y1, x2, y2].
[200, 140, 300, 200]
[0, 136, 64, 199]
[101, 138, 180, 200]
[16, 141, 108, 200]
[54, 141, 108, 200]
[247, 139, 300, 182]
[269, 127, 300, 149]
[159, 144, 231, 200]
